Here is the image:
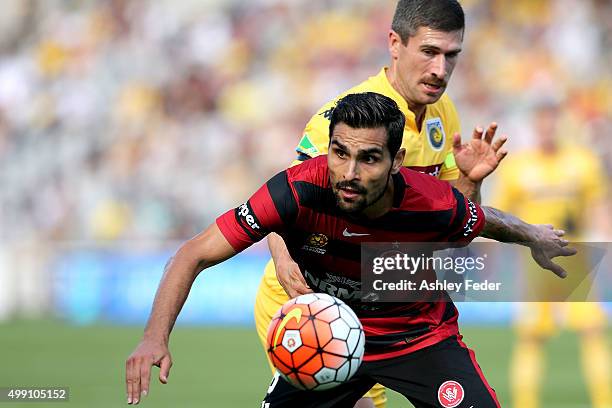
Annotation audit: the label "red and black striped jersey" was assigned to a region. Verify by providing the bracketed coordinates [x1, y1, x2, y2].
[217, 155, 485, 360]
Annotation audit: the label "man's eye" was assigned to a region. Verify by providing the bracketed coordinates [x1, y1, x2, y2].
[336, 150, 346, 158]
[423, 49, 435, 56]
[363, 156, 378, 164]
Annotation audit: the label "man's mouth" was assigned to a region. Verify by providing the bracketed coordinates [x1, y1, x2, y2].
[337, 185, 364, 201]
[422, 82, 444, 93]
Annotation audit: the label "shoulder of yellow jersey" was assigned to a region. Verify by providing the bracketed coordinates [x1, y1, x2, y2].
[296, 71, 394, 159]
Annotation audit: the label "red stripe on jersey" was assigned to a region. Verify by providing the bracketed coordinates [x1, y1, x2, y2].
[216, 183, 283, 252]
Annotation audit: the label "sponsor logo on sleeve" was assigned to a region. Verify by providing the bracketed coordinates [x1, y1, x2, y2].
[296, 134, 320, 157]
[463, 200, 479, 237]
[238, 202, 261, 230]
[425, 117, 446, 151]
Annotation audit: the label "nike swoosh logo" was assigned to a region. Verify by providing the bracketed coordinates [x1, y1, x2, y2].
[343, 228, 370, 237]
[273, 307, 303, 349]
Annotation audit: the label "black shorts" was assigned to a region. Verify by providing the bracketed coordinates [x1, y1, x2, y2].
[261, 335, 500, 408]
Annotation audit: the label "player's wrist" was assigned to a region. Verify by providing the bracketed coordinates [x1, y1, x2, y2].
[269, 247, 294, 267]
[521, 225, 542, 248]
[455, 175, 482, 203]
[459, 172, 484, 185]
[142, 329, 170, 346]
[272, 251, 297, 268]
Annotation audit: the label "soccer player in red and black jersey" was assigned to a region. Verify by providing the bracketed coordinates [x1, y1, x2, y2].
[126, 93, 575, 407]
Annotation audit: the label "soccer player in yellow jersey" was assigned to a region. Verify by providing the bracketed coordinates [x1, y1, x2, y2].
[494, 101, 611, 408]
[254, 1, 509, 407]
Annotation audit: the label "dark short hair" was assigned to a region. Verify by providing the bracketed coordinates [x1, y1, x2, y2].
[392, 0, 465, 44]
[329, 92, 405, 158]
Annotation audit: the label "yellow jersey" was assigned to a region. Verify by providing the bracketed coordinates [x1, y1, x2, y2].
[493, 145, 606, 239]
[295, 67, 461, 180]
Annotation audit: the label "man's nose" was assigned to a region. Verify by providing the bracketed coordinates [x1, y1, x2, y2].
[430, 55, 447, 79]
[343, 159, 360, 180]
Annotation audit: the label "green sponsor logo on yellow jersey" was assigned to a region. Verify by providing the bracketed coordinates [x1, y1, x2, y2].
[297, 134, 319, 156]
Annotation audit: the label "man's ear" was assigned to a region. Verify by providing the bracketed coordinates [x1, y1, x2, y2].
[391, 148, 405, 174]
[388, 30, 402, 60]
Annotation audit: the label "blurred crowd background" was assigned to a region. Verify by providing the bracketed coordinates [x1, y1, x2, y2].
[0, 0, 610, 244]
[0, 0, 610, 328]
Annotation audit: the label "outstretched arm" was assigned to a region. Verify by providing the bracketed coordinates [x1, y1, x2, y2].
[125, 224, 235, 404]
[143, 224, 235, 343]
[481, 206, 577, 278]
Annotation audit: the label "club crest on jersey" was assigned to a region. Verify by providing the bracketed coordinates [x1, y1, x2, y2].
[438, 380, 465, 408]
[302, 233, 328, 255]
[426, 117, 446, 151]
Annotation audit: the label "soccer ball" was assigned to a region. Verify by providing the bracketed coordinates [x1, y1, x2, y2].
[266, 293, 365, 391]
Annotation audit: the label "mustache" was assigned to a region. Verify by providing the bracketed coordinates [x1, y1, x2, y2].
[335, 180, 367, 194]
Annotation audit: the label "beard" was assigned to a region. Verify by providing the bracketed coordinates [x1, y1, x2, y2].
[333, 180, 368, 213]
[333, 173, 391, 214]
[335, 192, 367, 213]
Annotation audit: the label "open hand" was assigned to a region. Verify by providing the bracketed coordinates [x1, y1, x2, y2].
[453, 123, 508, 182]
[528, 224, 578, 278]
[275, 258, 313, 298]
[126, 339, 173, 404]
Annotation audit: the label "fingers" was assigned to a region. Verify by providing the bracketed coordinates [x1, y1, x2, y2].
[278, 281, 292, 297]
[293, 270, 313, 295]
[292, 268, 309, 285]
[126, 357, 141, 404]
[293, 282, 314, 295]
[546, 261, 568, 279]
[126, 358, 134, 404]
[452, 133, 463, 156]
[159, 355, 172, 384]
[472, 126, 484, 140]
[491, 134, 508, 151]
[277, 261, 308, 298]
[287, 278, 313, 297]
[483, 122, 498, 144]
[452, 133, 462, 150]
[559, 246, 578, 256]
[496, 149, 508, 163]
[140, 358, 151, 401]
